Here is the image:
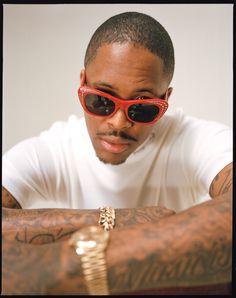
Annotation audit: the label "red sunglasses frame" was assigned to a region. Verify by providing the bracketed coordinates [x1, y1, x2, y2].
[77, 85, 169, 125]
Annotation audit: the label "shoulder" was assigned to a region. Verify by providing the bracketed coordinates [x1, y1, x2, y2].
[3, 115, 86, 167]
[40, 115, 85, 139]
[154, 107, 232, 163]
[160, 107, 232, 139]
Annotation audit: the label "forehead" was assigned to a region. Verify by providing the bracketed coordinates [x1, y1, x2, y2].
[85, 43, 167, 92]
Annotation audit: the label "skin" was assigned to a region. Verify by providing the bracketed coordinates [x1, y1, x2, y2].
[2, 42, 233, 294]
[2, 192, 232, 295]
[2, 192, 175, 244]
[81, 43, 172, 165]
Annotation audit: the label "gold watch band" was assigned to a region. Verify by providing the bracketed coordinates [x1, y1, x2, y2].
[69, 226, 110, 295]
[81, 249, 109, 295]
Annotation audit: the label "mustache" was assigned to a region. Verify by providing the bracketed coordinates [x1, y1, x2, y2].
[97, 130, 138, 142]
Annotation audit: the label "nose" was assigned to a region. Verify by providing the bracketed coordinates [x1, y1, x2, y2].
[107, 108, 133, 130]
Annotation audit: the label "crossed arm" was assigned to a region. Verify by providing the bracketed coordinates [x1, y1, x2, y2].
[1, 162, 233, 294]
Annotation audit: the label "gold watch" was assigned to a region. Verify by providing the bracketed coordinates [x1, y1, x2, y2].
[69, 225, 110, 295]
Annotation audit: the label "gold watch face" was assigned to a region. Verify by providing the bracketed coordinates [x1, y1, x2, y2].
[69, 226, 109, 255]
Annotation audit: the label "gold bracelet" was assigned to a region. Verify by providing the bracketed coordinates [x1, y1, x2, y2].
[98, 206, 116, 231]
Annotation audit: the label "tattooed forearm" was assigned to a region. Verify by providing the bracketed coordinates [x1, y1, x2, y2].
[109, 238, 231, 292]
[2, 207, 99, 244]
[2, 205, 175, 244]
[2, 195, 231, 294]
[2, 236, 86, 295]
[107, 195, 232, 294]
[209, 162, 232, 198]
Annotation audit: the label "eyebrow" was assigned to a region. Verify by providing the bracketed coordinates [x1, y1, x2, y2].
[92, 81, 162, 98]
[135, 87, 155, 94]
[94, 82, 155, 93]
[93, 81, 114, 89]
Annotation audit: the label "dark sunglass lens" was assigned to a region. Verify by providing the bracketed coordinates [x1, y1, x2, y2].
[128, 104, 159, 123]
[84, 94, 115, 116]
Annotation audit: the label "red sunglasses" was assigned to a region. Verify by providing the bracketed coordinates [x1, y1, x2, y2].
[78, 85, 169, 125]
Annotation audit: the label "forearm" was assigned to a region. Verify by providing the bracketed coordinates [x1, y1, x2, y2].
[2, 238, 78, 295]
[2, 206, 175, 244]
[107, 193, 232, 293]
[2, 193, 232, 295]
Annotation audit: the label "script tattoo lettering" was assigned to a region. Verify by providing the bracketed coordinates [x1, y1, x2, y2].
[107, 196, 232, 294]
[2, 208, 98, 244]
[109, 237, 231, 292]
[15, 228, 75, 244]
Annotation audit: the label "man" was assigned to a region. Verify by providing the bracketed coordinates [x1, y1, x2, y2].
[2, 12, 232, 295]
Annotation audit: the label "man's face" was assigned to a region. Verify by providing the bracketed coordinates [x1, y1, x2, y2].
[80, 43, 171, 165]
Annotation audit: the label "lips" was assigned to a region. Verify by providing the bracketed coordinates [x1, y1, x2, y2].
[99, 137, 131, 154]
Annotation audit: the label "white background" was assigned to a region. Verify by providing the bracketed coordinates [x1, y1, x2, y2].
[3, 4, 233, 153]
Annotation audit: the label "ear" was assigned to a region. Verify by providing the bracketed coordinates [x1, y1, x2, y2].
[80, 69, 86, 86]
[165, 87, 173, 102]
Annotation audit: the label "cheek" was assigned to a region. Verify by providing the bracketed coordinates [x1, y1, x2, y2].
[85, 112, 154, 145]
[84, 113, 103, 136]
[135, 126, 154, 142]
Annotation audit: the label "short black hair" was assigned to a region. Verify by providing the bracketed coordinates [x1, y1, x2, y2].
[84, 11, 175, 83]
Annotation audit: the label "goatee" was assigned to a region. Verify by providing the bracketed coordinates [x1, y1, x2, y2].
[97, 155, 127, 165]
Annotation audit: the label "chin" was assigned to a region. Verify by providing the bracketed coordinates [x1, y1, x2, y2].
[97, 154, 128, 165]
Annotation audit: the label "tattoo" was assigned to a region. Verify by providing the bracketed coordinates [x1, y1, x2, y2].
[116, 206, 175, 227]
[210, 163, 232, 198]
[2, 208, 98, 244]
[108, 196, 232, 293]
[2, 233, 89, 295]
[2, 187, 22, 209]
[15, 229, 75, 244]
[2, 195, 231, 294]
[3, 206, 175, 244]
[2, 239, 61, 294]
[109, 237, 231, 292]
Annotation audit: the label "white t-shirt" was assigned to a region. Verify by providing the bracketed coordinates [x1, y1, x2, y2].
[2, 108, 232, 212]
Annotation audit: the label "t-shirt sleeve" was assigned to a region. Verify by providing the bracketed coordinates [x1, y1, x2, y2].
[2, 134, 65, 209]
[181, 118, 232, 198]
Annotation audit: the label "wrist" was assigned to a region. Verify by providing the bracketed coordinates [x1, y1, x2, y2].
[69, 226, 110, 295]
[57, 241, 88, 295]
